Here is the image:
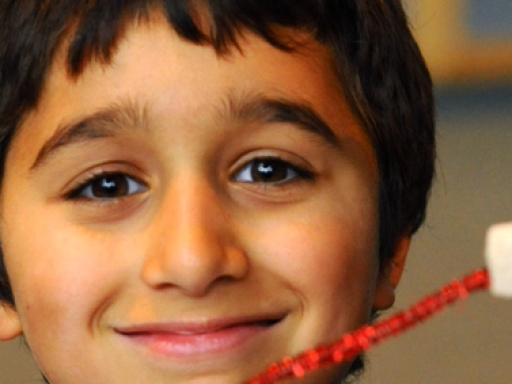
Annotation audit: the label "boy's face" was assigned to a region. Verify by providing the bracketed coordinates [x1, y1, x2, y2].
[0, 17, 393, 384]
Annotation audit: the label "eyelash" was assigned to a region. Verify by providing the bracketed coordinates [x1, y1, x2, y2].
[65, 171, 147, 201]
[232, 156, 313, 185]
[64, 157, 312, 202]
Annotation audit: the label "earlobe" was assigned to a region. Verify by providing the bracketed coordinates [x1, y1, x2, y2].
[0, 303, 22, 340]
[372, 235, 411, 310]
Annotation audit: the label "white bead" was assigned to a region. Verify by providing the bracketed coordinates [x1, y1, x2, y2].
[485, 222, 512, 298]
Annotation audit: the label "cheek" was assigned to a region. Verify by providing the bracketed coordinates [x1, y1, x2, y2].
[2, 211, 122, 340]
[249, 199, 380, 354]
[252, 195, 380, 315]
[270, 218, 377, 299]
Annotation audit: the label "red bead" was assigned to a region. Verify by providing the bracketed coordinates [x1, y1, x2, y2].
[331, 349, 344, 362]
[362, 325, 377, 341]
[340, 334, 357, 349]
[307, 350, 320, 364]
[354, 328, 371, 349]
[244, 268, 490, 384]
[267, 363, 279, 375]
[292, 363, 305, 378]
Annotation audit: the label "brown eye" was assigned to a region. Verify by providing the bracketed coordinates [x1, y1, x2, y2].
[91, 174, 129, 198]
[70, 173, 147, 199]
[234, 158, 300, 184]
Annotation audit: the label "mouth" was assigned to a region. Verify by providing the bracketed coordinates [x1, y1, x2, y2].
[114, 315, 284, 358]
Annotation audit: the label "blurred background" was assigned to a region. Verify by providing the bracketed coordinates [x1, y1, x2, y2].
[1, 0, 512, 383]
[362, 0, 512, 383]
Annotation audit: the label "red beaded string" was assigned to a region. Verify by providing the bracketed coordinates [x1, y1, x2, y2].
[246, 268, 489, 384]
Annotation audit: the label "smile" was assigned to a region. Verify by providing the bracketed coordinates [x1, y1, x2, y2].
[114, 315, 284, 358]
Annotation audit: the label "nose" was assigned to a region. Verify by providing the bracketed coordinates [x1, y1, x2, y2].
[140, 175, 249, 297]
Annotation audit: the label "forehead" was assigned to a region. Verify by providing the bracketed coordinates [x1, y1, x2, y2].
[11, 16, 375, 175]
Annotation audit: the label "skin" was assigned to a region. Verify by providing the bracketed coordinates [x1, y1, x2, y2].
[0, 15, 405, 384]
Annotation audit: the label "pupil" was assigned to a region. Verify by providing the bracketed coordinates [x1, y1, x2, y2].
[252, 159, 287, 182]
[92, 174, 128, 197]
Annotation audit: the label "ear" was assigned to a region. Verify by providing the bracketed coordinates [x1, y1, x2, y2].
[0, 303, 22, 340]
[372, 235, 411, 310]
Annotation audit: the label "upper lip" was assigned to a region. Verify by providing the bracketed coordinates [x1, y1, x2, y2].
[114, 313, 286, 336]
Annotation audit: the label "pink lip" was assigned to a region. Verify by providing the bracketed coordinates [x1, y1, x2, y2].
[115, 315, 283, 358]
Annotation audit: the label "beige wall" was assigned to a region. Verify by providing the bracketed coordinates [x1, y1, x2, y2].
[0, 338, 40, 383]
[361, 87, 512, 383]
[360, 2, 512, 381]
[403, 0, 512, 83]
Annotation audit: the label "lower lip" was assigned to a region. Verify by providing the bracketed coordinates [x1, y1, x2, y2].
[120, 324, 272, 358]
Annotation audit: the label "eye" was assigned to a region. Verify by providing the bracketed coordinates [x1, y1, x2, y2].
[68, 172, 147, 200]
[234, 157, 308, 184]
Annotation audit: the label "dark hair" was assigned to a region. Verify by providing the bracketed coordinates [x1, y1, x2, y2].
[0, 0, 434, 378]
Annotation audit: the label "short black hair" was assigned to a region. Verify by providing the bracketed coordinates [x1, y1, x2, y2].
[0, 0, 435, 378]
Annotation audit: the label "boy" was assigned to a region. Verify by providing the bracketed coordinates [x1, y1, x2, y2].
[0, 1, 434, 383]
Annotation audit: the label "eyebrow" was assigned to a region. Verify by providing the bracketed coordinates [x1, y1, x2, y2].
[31, 100, 148, 170]
[31, 94, 341, 170]
[228, 93, 341, 148]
